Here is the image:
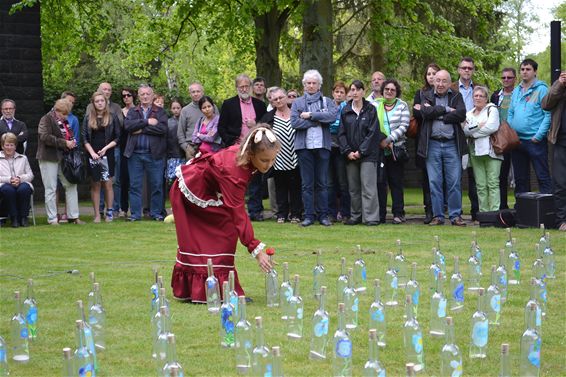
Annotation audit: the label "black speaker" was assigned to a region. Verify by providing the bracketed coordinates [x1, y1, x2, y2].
[515, 192, 555, 228]
[550, 21, 561, 84]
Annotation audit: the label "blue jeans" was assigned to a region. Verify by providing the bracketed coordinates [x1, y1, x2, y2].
[127, 152, 164, 220]
[426, 139, 462, 220]
[297, 148, 330, 221]
[246, 172, 264, 217]
[0, 182, 32, 218]
[511, 139, 553, 194]
[112, 147, 121, 212]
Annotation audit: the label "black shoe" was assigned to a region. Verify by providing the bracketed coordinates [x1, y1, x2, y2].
[366, 221, 379, 226]
[301, 218, 315, 227]
[424, 212, 433, 224]
[344, 218, 361, 225]
[320, 218, 332, 227]
[10, 217, 19, 228]
[127, 217, 140, 222]
[20, 217, 29, 227]
[249, 213, 264, 222]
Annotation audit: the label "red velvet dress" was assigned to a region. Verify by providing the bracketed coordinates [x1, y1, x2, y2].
[170, 145, 262, 302]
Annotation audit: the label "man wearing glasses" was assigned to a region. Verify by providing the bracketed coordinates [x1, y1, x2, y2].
[490, 68, 517, 209]
[507, 59, 552, 195]
[0, 99, 28, 154]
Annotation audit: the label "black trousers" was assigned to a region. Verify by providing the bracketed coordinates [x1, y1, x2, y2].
[553, 143, 566, 226]
[273, 168, 303, 220]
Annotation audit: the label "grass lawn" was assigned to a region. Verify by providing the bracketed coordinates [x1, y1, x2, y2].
[1, 201, 564, 376]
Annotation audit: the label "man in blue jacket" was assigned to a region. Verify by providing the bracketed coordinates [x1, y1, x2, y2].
[507, 59, 552, 194]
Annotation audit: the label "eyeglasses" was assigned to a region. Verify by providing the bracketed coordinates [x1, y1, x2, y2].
[287, 94, 297, 98]
[501, 76, 515, 80]
[383, 88, 397, 93]
[459, 66, 474, 71]
[122, 93, 133, 98]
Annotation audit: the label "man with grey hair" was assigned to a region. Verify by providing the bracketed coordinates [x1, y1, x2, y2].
[0, 99, 28, 154]
[291, 69, 338, 226]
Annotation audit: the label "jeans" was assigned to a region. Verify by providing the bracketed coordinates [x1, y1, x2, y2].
[247, 172, 264, 217]
[0, 182, 32, 219]
[511, 139, 553, 194]
[328, 147, 350, 218]
[297, 148, 330, 222]
[553, 143, 566, 226]
[426, 139, 462, 220]
[470, 154, 502, 212]
[112, 147, 121, 212]
[127, 152, 165, 220]
[120, 150, 130, 212]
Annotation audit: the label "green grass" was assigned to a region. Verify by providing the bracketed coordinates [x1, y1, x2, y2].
[0, 213, 564, 376]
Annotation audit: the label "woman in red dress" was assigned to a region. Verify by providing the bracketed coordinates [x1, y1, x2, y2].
[170, 126, 279, 302]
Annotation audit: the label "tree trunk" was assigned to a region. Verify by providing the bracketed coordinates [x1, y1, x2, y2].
[254, 7, 284, 87]
[300, 0, 333, 95]
[369, 0, 384, 73]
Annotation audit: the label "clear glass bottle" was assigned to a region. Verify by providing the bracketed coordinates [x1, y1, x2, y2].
[313, 250, 326, 300]
[152, 288, 170, 347]
[403, 295, 425, 373]
[353, 244, 367, 293]
[434, 236, 447, 276]
[362, 329, 386, 377]
[235, 296, 253, 374]
[486, 266, 502, 326]
[287, 275, 304, 340]
[430, 271, 447, 337]
[496, 249, 508, 304]
[337, 257, 349, 303]
[507, 237, 521, 285]
[265, 253, 279, 308]
[220, 281, 235, 348]
[542, 232, 555, 279]
[533, 244, 546, 281]
[429, 248, 441, 293]
[384, 252, 399, 307]
[395, 239, 408, 288]
[449, 256, 464, 312]
[205, 259, 221, 314]
[310, 286, 329, 359]
[467, 241, 482, 291]
[405, 262, 420, 320]
[469, 288, 488, 359]
[343, 268, 359, 330]
[525, 278, 542, 335]
[499, 343, 511, 377]
[11, 291, 29, 363]
[471, 231, 483, 268]
[369, 279, 386, 347]
[88, 282, 106, 351]
[162, 334, 184, 377]
[154, 306, 171, 373]
[520, 303, 541, 377]
[280, 262, 293, 319]
[0, 335, 9, 376]
[271, 346, 283, 377]
[538, 224, 547, 250]
[150, 267, 160, 319]
[62, 347, 72, 377]
[333, 303, 353, 377]
[252, 317, 271, 376]
[440, 317, 462, 377]
[87, 272, 96, 310]
[74, 320, 95, 377]
[23, 278, 38, 340]
[77, 300, 97, 371]
[228, 271, 239, 318]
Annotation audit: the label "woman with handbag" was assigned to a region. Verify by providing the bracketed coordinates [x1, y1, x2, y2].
[463, 86, 502, 212]
[37, 99, 85, 225]
[378, 79, 411, 224]
[338, 80, 385, 226]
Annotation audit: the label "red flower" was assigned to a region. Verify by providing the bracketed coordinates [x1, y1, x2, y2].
[266, 247, 275, 256]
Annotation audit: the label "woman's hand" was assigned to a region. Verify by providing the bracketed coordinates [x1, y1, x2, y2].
[90, 151, 100, 160]
[65, 139, 76, 150]
[255, 251, 273, 273]
[97, 147, 107, 157]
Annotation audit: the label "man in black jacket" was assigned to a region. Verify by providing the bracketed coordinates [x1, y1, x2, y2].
[416, 70, 467, 226]
[0, 99, 28, 155]
[218, 74, 267, 220]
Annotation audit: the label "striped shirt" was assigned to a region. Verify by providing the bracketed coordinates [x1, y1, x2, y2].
[272, 116, 298, 170]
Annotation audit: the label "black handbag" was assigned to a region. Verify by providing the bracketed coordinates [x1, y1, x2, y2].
[392, 144, 410, 163]
[62, 148, 86, 184]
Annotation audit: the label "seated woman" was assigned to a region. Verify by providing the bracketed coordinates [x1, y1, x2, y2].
[0, 132, 34, 227]
[191, 96, 222, 154]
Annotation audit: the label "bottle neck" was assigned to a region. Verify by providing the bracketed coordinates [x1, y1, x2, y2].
[526, 306, 537, 331]
[318, 291, 326, 311]
[239, 300, 247, 322]
[207, 263, 214, 277]
[166, 340, 178, 364]
[476, 294, 483, 312]
[223, 284, 230, 301]
[77, 304, 87, 322]
[340, 260, 346, 276]
[411, 264, 417, 281]
[76, 323, 87, 349]
[500, 351, 510, 375]
[453, 259, 459, 274]
[338, 310, 346, 331]
[445, 323, 455, 344]
[255, 326, 265, 347]
[27, 283, 35, 300]
[368, 336, 378, 362]
[374, 284, 381, 303]
[283, 267, 289, 283]
[491, 269, 498, 286]
[293, 279, 300, 297]
[405, 301, 414, 321]
[14, 296, 22, 315]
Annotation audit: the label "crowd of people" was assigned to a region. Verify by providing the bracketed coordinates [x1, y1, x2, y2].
[1, 58, 565, 232]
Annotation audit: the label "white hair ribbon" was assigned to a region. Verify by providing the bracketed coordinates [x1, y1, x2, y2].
[240, 127, 277, 156]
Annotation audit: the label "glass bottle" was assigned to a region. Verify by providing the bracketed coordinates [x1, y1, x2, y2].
[150, 267, 159, 318]
[87, 272, 96, 310]
[440, 317, 462, 377]
[220, 281, 235, 348]
[252, 317, 271, 376]
[332, 303, 353, 377]
[353, 244, 367, 293]
[395, 239, 408, 288]
[405, 262, 420, 320]
[89, 282, 106, 351]
[507, 237, 521, 285]
[434, 236, 447, 276]
[469, 288, 488, 359]
[403, 295, 424, 373]
[504, 228, 513, 250]
[62, 347, 72, 377]
[205, 259, 221, 314]
[525, 278, 542, 334]
[369, 279, 386, 347]
[313, 249, 326, 300]
[520, 303, 541, 377]
[271, 346, 283, 377]
[467, 241, 481, 291]
[74, 320, 95, 377]
[23, 278, 38, 340]
[287, 275, 304, 340]
[235, 296, 253, 374]
[162, 334, 184, 377]
[533, 244, 546, 281]
[532, 274, 547, 319]
[0, 335, 8, 376]
[384, 252, 399, 307]
[152, 287, 170, 344]
[449, 256, 464, 312]
[486, 266, 502, 326]
[229, 271, 239, 318]
[499, 343, 511, 377]
[343, 268, 359, 330]
[362, 329, 386, 377]
[265, 253, 279, 308]
[542, 232, 555, 279]
[310, 286, 329, 359]
[429, 248, 441, 293]
[77, 300, 97, 371]
[471, 231, 482, 268]
[496, 249, 508, 304]
[154, 306, 171, 373]
[11, 291, 29, 363]
[280, 262, 293, 320]
[538, 224, 547, 250]
[430, 271, 447, 337]
[337, 257, 349, 303]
